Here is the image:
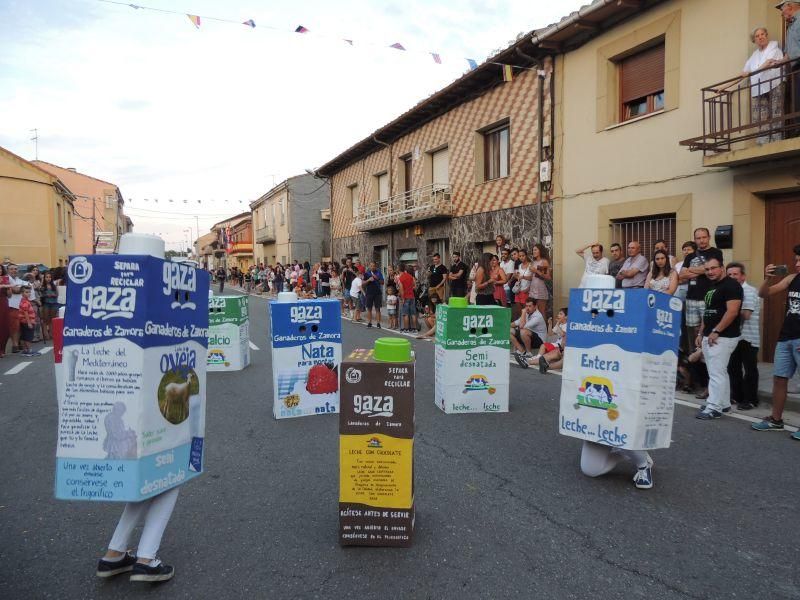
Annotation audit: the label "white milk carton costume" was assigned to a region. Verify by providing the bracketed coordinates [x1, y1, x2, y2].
[55, 239, 209, 502]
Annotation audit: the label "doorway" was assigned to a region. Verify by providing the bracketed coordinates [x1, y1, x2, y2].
[763, 195, 800, 361]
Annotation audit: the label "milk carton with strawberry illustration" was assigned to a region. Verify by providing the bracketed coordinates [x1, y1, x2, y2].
[269, 293, 342, 419]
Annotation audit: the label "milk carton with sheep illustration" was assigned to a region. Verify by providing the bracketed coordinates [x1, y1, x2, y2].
[54, 234, 209, 502]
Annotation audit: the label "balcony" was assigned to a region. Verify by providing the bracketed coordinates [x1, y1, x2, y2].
[227, 241, 253, 256]
[679, 59, 800, 167]
[353, 183, 453, 232]
[255, 225, 275, 243]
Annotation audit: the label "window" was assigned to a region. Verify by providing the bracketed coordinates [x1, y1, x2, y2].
[431, 147, 449, 190]
[376, 172, 389, 207]
[105, 194, 115, 209]
[484, 124, 509, 180]
[56, 202, 62, 231]
[610, 213, 675, 258]
[618, 43, 665, 122]
[349, 184, 359, 218]
[280, 199, 285, 225]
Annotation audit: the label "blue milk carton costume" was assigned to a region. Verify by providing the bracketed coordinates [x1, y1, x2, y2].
[559, 288, 682, 450]
[56, 255, 209, 501]
[269, 297, 342, 419]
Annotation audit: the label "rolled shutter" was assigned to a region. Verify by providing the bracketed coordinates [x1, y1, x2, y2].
[620, 44, 665, 103]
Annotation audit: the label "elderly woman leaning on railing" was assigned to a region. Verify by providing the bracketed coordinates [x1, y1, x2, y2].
[740, 26, 785, 144]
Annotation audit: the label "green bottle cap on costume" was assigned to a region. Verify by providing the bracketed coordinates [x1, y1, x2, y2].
[448, 296, 468, 308]
[373, 337, 411, 362]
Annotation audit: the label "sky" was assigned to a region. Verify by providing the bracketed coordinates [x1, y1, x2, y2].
[0, 0, 587, 252]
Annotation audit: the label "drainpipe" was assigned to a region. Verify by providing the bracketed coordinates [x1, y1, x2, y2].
[537, 68, 546, 245]
[373, 136, 393, 267]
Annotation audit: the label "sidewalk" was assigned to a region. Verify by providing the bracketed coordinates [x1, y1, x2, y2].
[756, 361, 800, 413]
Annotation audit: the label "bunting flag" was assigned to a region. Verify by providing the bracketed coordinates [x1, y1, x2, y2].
[242, 19, 255, 28]
[343, 39, 353, 45]
[430, 52, 441, 64]
[295, 25, 309, 33]
[466, 58, 478, 70]
[502, 64, 513, 82]
[187, 14, 201, 28]
[389, 42, 406, 50]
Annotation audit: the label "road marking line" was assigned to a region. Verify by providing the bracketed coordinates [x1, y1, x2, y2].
[4, 362, 31, 375]
[249, 341, 259, 350]
[37, 346, 52, 355]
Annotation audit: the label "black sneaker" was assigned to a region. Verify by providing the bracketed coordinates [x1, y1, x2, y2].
[130, 560, 174, 583]
[367, 322, 373, 328]
[538, 357, 549, 374]
[695, 409, 722, 420]
[514, 352, 529, 369]
[96, 552, 137, 578]
[376, 322, 381, 329]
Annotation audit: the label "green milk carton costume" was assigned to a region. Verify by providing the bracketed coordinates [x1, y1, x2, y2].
[434, 297, 511, 413]
[207, 295, 250, 371]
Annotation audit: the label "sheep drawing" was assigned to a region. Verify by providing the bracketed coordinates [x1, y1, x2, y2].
[160, 372, 193, 424]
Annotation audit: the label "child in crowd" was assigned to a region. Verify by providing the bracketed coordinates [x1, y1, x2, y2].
[18, 286, 40, 357]
[386, 285, 398, 329]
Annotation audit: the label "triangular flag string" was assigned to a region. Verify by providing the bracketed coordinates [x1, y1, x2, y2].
[95, 0, 546, 75]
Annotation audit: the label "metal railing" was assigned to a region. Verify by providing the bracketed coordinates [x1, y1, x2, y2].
[680, 58, 800, 154]
[353, 183, 453, 231]
[255, 225, 275, 243]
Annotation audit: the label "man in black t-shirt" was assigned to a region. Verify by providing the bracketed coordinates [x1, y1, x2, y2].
[680, 227, 724, 345]
[752, 244, 800, 437]
[695, 257, 742, 420]
[428, 253, 448, 300]
[448, 252, 468, 298]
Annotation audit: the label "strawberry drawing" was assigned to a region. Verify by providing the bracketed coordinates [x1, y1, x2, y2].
[306, 363, 338, 394]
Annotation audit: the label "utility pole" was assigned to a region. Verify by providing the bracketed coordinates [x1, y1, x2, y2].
[30, 128, 38, 160]
[92, 197, 97, 254]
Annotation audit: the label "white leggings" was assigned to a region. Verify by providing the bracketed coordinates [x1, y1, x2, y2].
[108, 488, 179, 560]
[580, 441, 650, 477]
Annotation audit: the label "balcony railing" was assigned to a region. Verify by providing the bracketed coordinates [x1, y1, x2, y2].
[227, 241, 253, 255]
[255, 225, 275, 243]
[353, 183, 453, 232]
[680, 58, 800, 161]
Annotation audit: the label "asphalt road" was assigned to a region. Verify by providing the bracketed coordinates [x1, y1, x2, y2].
[1, 291, 799, 600]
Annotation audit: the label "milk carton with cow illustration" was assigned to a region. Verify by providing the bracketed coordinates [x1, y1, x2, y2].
[55, 234, 209, 502]
[559, 288, 682, 450]
[434, 297, 511, 413]
[207, 295, 250, 371]
[269, 294, 342, 419]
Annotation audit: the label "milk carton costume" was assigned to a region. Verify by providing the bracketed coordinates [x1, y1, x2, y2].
[269, 292, 342, 419]
[207, 295, 250, 371]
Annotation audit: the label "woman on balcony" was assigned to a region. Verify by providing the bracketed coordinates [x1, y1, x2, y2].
[741, 27, 784, 144]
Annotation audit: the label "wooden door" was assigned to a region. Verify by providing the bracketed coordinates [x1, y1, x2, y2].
[763, 195, 800, 361]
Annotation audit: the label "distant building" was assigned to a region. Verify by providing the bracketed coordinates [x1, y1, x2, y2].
[0, 146, 76, 266]
[250, 174, 331, 267]
[33, 160, 131, 254]
[207, 212, 250, 272]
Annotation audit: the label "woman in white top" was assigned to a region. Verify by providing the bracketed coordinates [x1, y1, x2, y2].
[741, 27, 784, 144]
[645, 250, 678, 295]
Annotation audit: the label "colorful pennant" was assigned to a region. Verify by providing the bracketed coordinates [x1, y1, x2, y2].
[431, 52, 442, 64]
[466, 58, 478, 70]
[295, 25, 309, 33]
[187, 14, 201, 28]
[242, 19, 255, 28]
[389, 42, 406, 50]
[502, 64, 513, 82]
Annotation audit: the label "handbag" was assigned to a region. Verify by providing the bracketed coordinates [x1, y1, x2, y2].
[511, 280, 521, 294]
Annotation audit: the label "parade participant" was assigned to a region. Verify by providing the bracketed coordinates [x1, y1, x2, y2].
[447, 252, 468, 298]
[752, 245, 800, 438]
[428, 253, 448, 301]
[725, 262, 761, 410]
[694, 257, 743, 420]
